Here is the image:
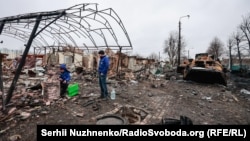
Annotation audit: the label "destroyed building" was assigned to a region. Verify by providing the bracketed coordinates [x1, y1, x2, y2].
[0, 3, 250, 141]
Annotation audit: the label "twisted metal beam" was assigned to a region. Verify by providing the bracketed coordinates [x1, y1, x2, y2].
[0, 3, 132, 106]
[0, 3, 132, 51]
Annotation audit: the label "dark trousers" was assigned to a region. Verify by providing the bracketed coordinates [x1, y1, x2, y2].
[60, 82, 69, 97]
[99, 74, 108, 98]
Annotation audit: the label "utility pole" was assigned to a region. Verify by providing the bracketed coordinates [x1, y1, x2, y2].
[178, 15, 190, 66]
[159, 51, 160, 61]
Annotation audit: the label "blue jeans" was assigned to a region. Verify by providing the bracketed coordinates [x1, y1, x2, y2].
[99, 74, 108, 98]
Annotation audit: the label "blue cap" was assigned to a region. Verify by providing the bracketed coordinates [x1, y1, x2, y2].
[60, 64, 66, 69]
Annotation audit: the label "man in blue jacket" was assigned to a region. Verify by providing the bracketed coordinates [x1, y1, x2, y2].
[59, 64, 71, 98]
[98, 50, 110, 100]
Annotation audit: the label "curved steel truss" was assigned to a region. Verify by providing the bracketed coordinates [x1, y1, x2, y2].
[0, 3, 132, 51]
[0, 3, 132, 106]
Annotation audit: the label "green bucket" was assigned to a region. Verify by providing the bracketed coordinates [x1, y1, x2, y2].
[67, 83, 79, 97]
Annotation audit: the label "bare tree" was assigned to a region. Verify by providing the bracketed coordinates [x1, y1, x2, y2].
[232, 31, 244, 69]
[227, 36, 235, 70]
[181, 39, 187, 59]
[239, 13, 250, 51]
[148, 52, 159, 61]
[163, 31, 178, 67]
[206, 37, 224, 60]
[133, 53, 144, 58]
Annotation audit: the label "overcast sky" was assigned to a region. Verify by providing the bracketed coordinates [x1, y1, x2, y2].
[0, 0, 249, 59]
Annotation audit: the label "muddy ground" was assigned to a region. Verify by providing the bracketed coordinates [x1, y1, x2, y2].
[0, 72, 250, 141]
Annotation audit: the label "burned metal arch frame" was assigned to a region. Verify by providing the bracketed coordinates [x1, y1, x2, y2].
[0, 3, 132, 50]
[0, 3, 132, 108]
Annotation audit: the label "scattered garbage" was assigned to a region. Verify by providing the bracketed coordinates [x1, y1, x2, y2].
[162, 116, 193, 125]
[110, 88, 116, 100]
[240, 89, 250, 95]
[67, 83, 79, 97]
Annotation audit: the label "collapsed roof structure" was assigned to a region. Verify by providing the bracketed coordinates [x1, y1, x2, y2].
[0, 3, 132, 107]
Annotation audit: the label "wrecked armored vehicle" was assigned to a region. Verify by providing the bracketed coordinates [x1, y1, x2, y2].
[182, 53, 227, 86]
